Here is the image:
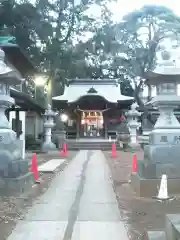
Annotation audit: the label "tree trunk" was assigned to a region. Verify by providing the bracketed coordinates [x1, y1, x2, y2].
[134, 83, 154, 125]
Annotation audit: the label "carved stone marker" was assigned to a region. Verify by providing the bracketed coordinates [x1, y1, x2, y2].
[131, 47, 180, 197]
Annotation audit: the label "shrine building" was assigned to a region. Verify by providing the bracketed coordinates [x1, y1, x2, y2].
[53, 79, 134, 139]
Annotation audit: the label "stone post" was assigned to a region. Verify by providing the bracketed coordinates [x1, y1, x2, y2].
[0, 48, 33, 195]
[41, 104, 56, 151]
[131, 47, 180, 197]
[126, 102, 141, 149]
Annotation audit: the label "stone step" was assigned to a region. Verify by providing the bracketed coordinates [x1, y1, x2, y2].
[66, 142, 122, 150]
[66, 141, 118, 144]
[165, 214, 180, 240]
[144, 214, 180, 240]
[38, 159, 66, 173]
[144, 231, 166, 240]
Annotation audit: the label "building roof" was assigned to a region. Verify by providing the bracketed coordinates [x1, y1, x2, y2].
[10, 87, 45, 113]
[0, 36, 37, 76]
[53, 79, 134, 103]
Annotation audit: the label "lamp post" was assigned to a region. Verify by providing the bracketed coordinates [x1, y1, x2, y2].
[34, 76, 47, 139]
[34, 75, 57, 151]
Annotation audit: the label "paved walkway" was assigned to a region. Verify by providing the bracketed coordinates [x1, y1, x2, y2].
[7, 150, 128, 240]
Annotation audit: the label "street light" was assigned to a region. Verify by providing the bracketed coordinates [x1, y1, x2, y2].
[34, 76, 47, 86]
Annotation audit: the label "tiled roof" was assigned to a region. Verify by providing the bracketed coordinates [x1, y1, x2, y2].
[53, 83, 133, 103]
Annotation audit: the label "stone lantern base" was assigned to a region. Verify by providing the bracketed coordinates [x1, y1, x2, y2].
[41, 141, 56, 152]
[131, 173, 180, 198]
[131, 131, 180, 197]
[0, 131, 34, 196]
[0, 171, 34, 196]
[128, 142, 141, 151]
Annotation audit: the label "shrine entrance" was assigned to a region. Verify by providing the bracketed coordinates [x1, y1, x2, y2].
[81, 110, 104, 138]
[53, 79, 134, 139]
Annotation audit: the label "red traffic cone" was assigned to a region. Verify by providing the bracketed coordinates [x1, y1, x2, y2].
[60, 143, 68, 157]
[132, 154, 138, 173]
[30, 153, 40, 183]
[112, 143, 118, 158]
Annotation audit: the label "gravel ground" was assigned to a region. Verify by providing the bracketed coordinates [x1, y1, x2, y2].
[105, 150, 180, 239]
[0, 151, 77, 240]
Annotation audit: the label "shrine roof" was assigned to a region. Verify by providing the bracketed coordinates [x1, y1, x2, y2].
[53, 79, 134, 103]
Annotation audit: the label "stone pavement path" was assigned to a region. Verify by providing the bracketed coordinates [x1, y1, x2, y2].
[7, 150, 128, 240]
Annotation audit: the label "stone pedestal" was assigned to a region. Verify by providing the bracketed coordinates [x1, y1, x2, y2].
[126, 102, 141, 150]
[131, 49, 180, 197]
[52, 114, 66, 149]
[41, 104, 56, 151]
[0, 49, 33, 195]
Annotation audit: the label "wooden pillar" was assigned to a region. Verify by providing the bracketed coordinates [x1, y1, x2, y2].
[76, 112, 80, 139]
[104, 112, 108, 139]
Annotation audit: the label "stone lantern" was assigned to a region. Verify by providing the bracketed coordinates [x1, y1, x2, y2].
[126, 102, 141, 149]
[52, 111, 66, 149]
[41, 104, 56, 151]
[0, 48, 32, 194]
[131, 47, 180, 197]
[117, 114, 130, 149]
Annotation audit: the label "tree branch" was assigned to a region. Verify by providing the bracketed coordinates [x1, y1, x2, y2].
[58, 0, 75, 44]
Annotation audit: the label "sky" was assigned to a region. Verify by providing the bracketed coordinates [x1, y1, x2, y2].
[84, 0, 180, 22]
[83, 0, 180, 97]
[109, 0, 180, 21]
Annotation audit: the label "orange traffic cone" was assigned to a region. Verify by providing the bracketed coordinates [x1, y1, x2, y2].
[132, 154, 138, 173]
[112, 142, 118, 158]
[60, 143, 68, 157]
[30, 153, 40, 183]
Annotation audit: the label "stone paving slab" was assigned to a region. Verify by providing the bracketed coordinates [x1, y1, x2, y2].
[7, 221, 68, 240]
[77, 203, 120, 221]
[76, 150, 128, 238]
[25, 202, 72, 221]
[7, 150, 129, 240]
[7, 151, 88, 239]
[72, 221, 128, 240]
[38, 159, 66, 173]
[77, 150, 121, 222]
